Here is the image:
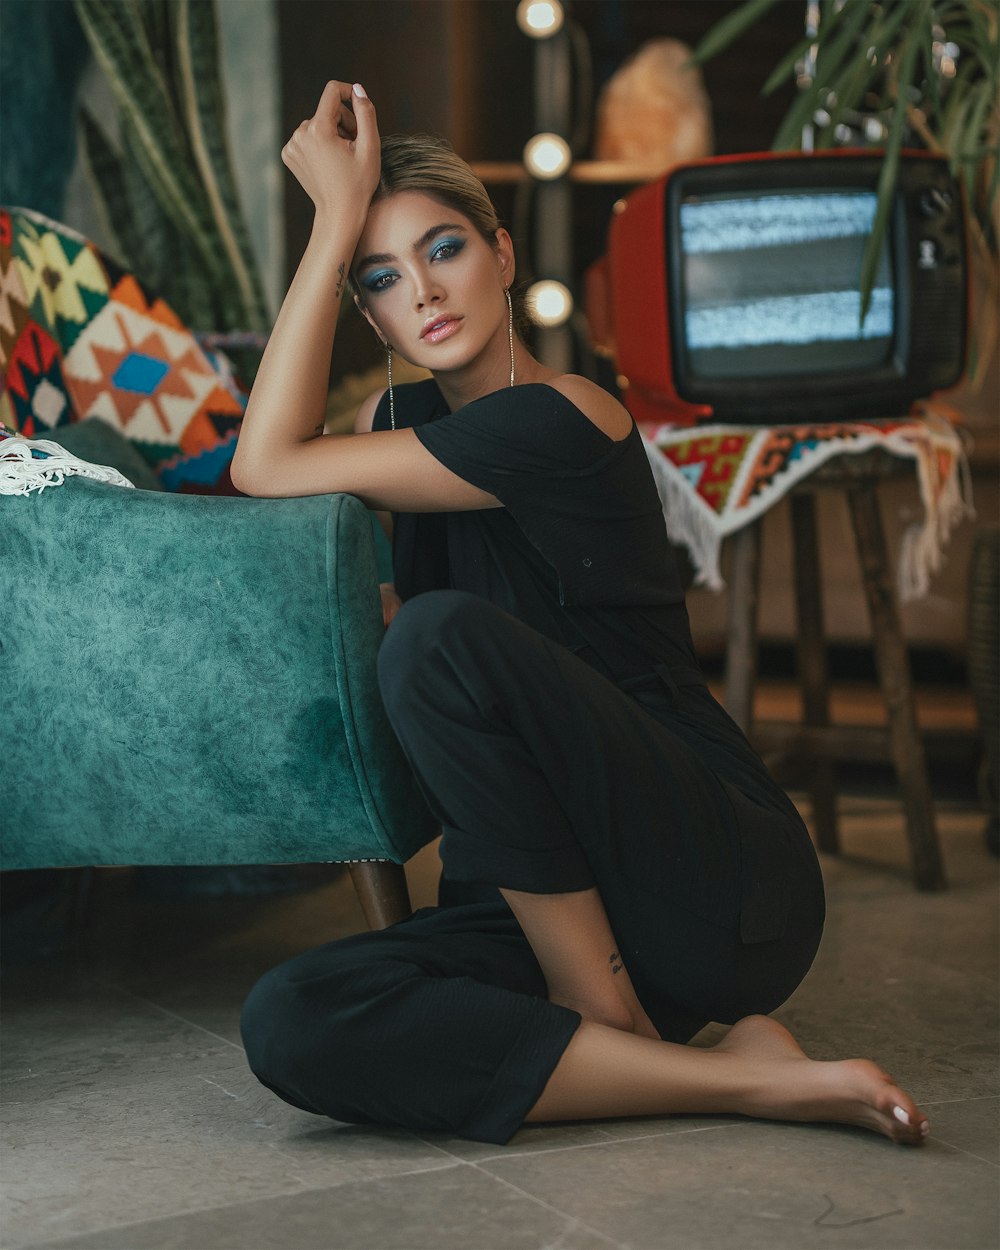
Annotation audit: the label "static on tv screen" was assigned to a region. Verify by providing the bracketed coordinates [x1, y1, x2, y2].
[679, 189, 894, 380]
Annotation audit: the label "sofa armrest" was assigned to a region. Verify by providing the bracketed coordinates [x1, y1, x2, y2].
[1, 479, 435, 869]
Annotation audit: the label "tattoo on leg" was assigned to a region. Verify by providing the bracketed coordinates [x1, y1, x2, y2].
[335, 261, 346, 299]
[609, 951, 623, 976]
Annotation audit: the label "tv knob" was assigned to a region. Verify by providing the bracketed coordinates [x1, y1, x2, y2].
[918, 187, 954, 218]
[917, 238, 939, 269]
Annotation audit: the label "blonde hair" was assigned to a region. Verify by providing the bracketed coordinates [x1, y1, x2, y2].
[374, 134, 501, 245]
[350, 134, 525, 327]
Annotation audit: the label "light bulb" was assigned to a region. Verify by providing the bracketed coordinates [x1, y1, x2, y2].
[516, 1, 564, 38]
[526, 280, 573, 327]
[523, 133, 572, 180]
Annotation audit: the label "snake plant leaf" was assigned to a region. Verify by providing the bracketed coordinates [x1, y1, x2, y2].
[77, 107, 146, 271]
[172, 0, 267, 328]
[169, 225, 220, 332]
[74, 0, 270, 333]
[121, 115, 175, 292]
[73, 0, 223, 284]
[136, 0, 171, 75]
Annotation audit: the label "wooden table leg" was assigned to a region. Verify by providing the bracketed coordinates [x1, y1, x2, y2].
[348, 861, 412, 929]
[724, 521, 762, 734]
[846, 485, 946, 890]
[791, 492, 839, 855]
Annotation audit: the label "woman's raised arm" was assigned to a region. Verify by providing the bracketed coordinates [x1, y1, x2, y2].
[230, 83, 499, 514]
[230, 82, 379, 495]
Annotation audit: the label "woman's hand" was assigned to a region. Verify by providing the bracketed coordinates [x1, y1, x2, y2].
[281, 81, 381, 222]
[379, 583, 403, 629]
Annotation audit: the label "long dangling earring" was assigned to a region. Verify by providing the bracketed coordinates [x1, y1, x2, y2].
[505, 288, 515, 388]
[386, 343, 395, 430]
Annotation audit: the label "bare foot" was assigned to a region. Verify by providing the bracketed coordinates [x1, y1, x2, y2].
[712, 1015, 929, 1146]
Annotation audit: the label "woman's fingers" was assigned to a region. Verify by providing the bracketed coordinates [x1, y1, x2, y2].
[280, 80, 380, 209]
[350, 83, 379, 157]
[301, 81, 358, 141]
[315, 79, 351, 121]
[350, 84, 381, 198]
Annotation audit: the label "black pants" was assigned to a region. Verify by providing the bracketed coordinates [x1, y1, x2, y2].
[241, 591, 825, 1144]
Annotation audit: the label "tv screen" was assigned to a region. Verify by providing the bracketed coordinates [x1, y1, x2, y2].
[679, 189, 894, 381]
[604, 151, 968, 425]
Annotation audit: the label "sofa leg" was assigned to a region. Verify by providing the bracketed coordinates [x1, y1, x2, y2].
[348, 862, 412, 929]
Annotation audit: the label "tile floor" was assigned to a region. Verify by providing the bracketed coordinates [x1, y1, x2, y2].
[2, 794, 997, 1250]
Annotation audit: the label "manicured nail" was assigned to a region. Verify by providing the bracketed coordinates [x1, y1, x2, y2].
[893, 1106, 911, 1125]
[353, 83, 367, 99]
[920, 1121, 931, 1136]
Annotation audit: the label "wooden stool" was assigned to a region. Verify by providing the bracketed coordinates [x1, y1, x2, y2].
[722, 450, 946, 891]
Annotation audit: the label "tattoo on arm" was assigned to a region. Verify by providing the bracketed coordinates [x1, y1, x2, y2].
[609, 951, 623, 976]
[335, 261, 346, 300]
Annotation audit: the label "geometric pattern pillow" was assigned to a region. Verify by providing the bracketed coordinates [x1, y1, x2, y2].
[0, 207, 248, 494]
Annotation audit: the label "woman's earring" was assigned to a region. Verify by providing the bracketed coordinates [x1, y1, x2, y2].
[505, 288, 515, 388]
[386, 343, 395, 430]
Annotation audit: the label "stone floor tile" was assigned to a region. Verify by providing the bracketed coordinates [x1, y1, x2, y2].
[922, 1096, 1000, 1166]
[479, 1121, 1000, 1250]
[590, 1115, 753, 1144]
[0, 975, 239, 1092]
[422, 1121, 619, 1161]
[1, 1056, 455, 1249]
[18, 1164, 624, 1250]
[2, 807, 995, 1250]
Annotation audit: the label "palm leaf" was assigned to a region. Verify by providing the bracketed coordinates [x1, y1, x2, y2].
[760, 33, 813, 99]
[690, 0, 784, 66]
[859, 3, 932, 324]
[772, 0, 873, 150]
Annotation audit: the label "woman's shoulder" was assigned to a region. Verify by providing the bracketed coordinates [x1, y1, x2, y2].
[542, 374, 633, 443]
[353, 378, 443, 433]
[353, 387, 387, 433]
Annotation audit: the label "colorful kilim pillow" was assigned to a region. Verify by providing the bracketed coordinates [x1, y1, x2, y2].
[0, 207, 248, 493]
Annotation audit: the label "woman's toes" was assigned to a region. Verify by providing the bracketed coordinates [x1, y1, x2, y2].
[889, 1102, 929, 1144]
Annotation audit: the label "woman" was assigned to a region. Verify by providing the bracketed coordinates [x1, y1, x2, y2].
[234, 82, 928, 1147]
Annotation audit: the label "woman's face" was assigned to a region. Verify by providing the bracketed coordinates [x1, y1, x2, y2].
[353, 191, 513, 376]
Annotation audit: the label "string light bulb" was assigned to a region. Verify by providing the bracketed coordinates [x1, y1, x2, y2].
[522, 133, 572, 180]
[526, 280, 573, 327]
[516, 0, 565, 38]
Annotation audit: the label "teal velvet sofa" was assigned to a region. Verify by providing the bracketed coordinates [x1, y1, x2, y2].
[1, 418, 435, 928]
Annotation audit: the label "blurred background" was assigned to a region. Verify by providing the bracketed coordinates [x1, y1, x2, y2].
[2, 0, 996, 768]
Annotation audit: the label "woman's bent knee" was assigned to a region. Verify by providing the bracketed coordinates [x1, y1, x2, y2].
[240, 943, 422, 1126]
[240, 965, 310, 1105]
[241, 958, 362, 1119]
[377, 590, 499, 720]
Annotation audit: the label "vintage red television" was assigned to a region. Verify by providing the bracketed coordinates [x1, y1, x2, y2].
[598, 150, 968, 426]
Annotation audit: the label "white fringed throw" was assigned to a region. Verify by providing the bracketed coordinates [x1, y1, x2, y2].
[0, 428, 135, 496]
